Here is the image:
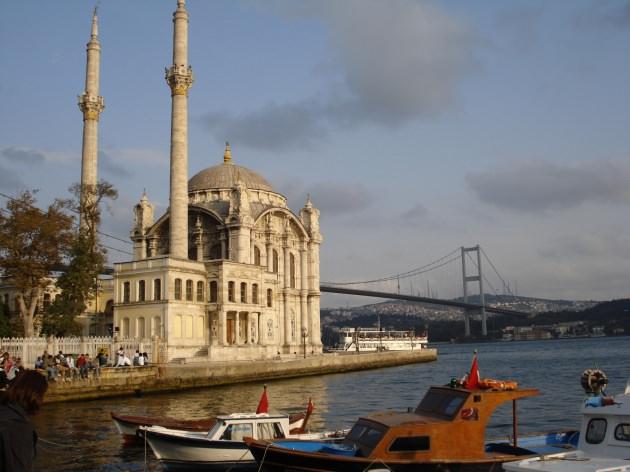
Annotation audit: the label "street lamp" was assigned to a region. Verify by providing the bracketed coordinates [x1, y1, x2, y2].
[301, 327, 308, 359]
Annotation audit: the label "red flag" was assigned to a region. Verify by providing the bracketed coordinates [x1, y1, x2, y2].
[256, 386, 269, 414]
[306, 397, 314, 416]
[465, 352, 480, 390]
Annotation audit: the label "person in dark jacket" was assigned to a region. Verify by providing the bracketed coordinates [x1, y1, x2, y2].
[0, 370, 48, 471]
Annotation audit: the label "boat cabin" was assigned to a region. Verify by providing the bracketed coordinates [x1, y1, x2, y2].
[577, 391, 630, 459]
[207, 413, 296, 441]
[341, 385, 539, 461]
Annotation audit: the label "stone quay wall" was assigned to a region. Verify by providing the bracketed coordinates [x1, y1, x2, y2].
[44, 349, 437, 403]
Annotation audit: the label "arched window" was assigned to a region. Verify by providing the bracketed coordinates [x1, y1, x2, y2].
[210, 243, 222, 260]
[197, 281, 204, 302]
[186, 279, 193, 301]
[290, 253, 296, 288]
[137, 317, 146, 338]
[267, 288, 273, 307]
[122, 317, 130, 337]
[123, 282, 130, 303]
[152, 316, 161, 337]
[209, 281, 218, 303]
[240, 282, 247, 303]
[154, 279, 161, 301]
[272, 249, 279, 273]
[174, 278, 182, 300]
[138, 280, 146, 302]
[252, 284, 259, 304]
[254, 246, 261, 265]
[228, 281, 235, 302]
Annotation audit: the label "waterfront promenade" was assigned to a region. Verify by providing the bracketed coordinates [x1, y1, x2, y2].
[44, 348, 437, 403]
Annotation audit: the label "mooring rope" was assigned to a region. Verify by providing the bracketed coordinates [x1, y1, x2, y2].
[362, 457, 392, 471]
[256, 442, 273, 472]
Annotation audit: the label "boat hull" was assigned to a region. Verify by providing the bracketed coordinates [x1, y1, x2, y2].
[247, 441, 526, 472]
[146, 429, 254, 470]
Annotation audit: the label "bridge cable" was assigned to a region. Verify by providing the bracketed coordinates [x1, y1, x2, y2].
[322, 249, 461, 286]
[480, 247, 514, 296]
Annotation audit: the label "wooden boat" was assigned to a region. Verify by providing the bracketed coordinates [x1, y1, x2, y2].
[245, 354, 577, 472]
[504, 369, 630, 472]
[111, 386, 307, 441]
[142, 408, 345, 470]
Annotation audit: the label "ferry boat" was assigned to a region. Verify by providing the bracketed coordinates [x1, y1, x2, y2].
[503, 369, 630, 472]
[335, 327, 428, 352]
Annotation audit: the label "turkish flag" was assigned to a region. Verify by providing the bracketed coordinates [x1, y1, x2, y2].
[256, 386, 269, 414]
[465, 353, 480, 390]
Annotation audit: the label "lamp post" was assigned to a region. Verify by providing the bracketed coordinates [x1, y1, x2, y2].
[301, 327, 308, 359]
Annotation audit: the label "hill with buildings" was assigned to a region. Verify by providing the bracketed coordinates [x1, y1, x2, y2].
[321, 296, 629, 345]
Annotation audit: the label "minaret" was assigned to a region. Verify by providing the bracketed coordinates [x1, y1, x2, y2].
[78, 7, 105, 229]
[165, 0, 193, 259]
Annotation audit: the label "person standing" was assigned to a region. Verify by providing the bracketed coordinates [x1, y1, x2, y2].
[0, 370, 48, 471]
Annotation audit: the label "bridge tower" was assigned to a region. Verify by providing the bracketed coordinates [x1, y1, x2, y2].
[461, 245, 487, 337]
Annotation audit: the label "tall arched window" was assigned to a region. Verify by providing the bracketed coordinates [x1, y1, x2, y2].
[272, 249, 279, 273]
[186, 279, 193, 301]
[197, 281, 204, 302]
[290, 253, 296, 288]
[209, 281, 218, 303]
[137, 317, 146, 338]
[252, 284, 259, 304]
[122, 317, 130, 337]
[123, 282, 130, 303]
[228, 281, 235, 302]
[154, 279, 161, 301]
[174, 278, 182, 300]
[138, 280, 146, 302]
[240, 282, 247, 303]
[267, 288, 273, 307]
[254, 246, 261, 265]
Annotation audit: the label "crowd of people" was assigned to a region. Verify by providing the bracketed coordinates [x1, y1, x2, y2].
[0, 346, 150, 389]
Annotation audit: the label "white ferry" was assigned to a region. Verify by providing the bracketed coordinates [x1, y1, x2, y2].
[336, 327, 428, 352]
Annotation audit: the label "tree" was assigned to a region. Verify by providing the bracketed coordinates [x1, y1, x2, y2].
[41, 181, 117, 336]
[0, 191, 74, 336]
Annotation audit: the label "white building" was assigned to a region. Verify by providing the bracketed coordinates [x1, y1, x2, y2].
[111, 1, 323, 362]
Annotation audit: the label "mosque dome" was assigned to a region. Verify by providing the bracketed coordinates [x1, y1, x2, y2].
[188, 144, 274, 193]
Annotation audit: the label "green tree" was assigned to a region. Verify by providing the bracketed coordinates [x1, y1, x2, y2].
[0, 191, 75, 336]
[42, 181, 117, 336]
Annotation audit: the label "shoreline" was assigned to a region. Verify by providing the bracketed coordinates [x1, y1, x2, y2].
[43, 348, 437, 403]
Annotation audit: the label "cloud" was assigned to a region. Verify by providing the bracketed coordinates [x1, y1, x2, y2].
[276, 178, 373, 216]
[0, 147, 46, 165]
[575, 1, 630, 31]
[204, 101, 327, 152]
[400, 203, 429, 226]
[0, 163, 25, 191]
[466, 160, 630, 212]
[204, 0, 475, 151]
[99, 150, 132, 178]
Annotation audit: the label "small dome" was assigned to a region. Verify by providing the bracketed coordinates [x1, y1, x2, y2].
[188, 162, 274, 192]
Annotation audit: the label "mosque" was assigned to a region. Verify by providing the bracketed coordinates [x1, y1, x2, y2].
[78, 1, 323, 361]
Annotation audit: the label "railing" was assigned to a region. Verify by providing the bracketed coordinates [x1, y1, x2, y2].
[0, 336, 160, 367]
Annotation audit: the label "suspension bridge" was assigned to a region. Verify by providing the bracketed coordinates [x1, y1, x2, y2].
[321, 245, 527, 338]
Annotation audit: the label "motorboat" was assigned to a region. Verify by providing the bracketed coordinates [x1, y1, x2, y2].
[142, 407, 345, 470]
[111, 386, 306, 442]
[504, 368, 630, 472]
[245, 353, 578, 472]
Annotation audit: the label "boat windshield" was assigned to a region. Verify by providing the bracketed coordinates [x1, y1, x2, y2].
[415, 388, 468, 419]
[344, 422, 386, 457]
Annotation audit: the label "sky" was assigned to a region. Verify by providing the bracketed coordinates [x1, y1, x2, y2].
[1, 0, 629, 307]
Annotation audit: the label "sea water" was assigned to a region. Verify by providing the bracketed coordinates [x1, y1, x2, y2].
[33, 336, 630, 471]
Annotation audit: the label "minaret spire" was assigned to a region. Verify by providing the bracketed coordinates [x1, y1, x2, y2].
[166, 0, 194, 258]
[78, 5, 105, 230]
